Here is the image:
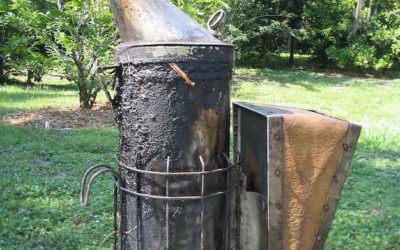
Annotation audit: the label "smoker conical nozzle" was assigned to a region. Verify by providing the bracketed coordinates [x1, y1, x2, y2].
[110, 0, 224, 45]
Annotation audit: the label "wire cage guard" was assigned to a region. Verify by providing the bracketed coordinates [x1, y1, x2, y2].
[80, 153, 241, 250]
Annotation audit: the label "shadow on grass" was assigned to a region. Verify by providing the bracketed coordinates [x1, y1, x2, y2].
[0, 90, 70, 104]
[235, 68, 392, 92]
[258, 69, 377, 88]
[239, 54, 400, 80]
[38, 83, 77, 91]
[1, 76, 77, 91]
[0, 77, 28, 86]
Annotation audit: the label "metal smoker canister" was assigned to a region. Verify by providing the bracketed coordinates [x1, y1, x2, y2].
[110, 0, 235, 249]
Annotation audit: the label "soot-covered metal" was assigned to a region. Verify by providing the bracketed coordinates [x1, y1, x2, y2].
[114, 44, 234, 249]
[80, 0, 237, 249]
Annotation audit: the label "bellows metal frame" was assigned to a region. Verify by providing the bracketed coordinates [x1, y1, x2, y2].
[80, 153, 241, 250]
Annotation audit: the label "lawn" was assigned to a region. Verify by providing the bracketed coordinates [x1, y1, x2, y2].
[1, 68, 399, 249]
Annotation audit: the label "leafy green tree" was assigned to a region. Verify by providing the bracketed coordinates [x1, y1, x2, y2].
[0, 0, 50, 84]
[303, 0, 399, 71]
[327, 0, 400, 70]
[285, 0, 306, 64]
[302, 0, 354, 65]
[222, 0, 295, 66]
[43, 0, 118, 108]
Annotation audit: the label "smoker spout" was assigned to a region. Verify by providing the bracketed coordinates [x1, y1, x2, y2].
[110, 0, 223, 45]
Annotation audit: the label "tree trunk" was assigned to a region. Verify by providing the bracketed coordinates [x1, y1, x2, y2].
[26, 69, 34, 85]
[348, 0, 366, 41]
[286, 0, 304, 66]
[78, 79, 99, 109]
[0, 55, 4, 79]
[288, 35, 295, 65]
[79, 89, 93, 109]
[261, 36, 268, 67]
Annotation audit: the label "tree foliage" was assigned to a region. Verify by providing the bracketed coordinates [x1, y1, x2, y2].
[326, 1, 400, 70]
[0, 0, 50, 84]
[171, 0, 229, 25]
[42, 0, 117, 108]
[222, 0, 300, 66]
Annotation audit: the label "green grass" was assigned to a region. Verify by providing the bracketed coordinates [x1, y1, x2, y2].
[0, 76, 107, 116]
[1, 68, 400, 249]
[0, 126, 118, 249]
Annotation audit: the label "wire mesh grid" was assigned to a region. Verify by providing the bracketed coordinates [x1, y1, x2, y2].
[81, 153, 241, 250]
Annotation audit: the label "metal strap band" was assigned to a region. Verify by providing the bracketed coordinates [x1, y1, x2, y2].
[117, 182, 240, 201]
[119, 161, 240, 176]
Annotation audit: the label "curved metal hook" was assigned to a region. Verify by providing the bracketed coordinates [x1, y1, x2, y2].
[80, 164, 120, 207]
[207, 10, 226, 35]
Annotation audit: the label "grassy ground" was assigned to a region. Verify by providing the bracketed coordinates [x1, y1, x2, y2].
[1, 69, 400, 249]
[0, 76, 107, 116]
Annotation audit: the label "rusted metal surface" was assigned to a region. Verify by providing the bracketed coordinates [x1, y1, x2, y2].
[233, 102, 268, 250]
[240, 189, 268, 250]
[79, 0, 237, 249]
[267, 117, 284, 250]
[115, 44, 233, 249]
[115, 44, 233, 65]
[232, 105, 242, 250]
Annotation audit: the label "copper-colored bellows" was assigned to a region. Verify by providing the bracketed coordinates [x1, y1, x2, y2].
[234, 103, 361, 250]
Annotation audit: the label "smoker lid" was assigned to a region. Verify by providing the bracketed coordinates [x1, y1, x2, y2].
[111, 0, 226, 46]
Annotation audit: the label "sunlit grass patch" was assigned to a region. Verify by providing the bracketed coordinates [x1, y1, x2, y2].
[0, 77, 108, 116]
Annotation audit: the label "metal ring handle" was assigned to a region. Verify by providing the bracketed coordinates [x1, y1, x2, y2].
[208, 10, 226, 32]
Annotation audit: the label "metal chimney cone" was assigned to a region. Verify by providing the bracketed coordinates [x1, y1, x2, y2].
[109, 0, 236, 249]
[110, 0, 223, 45]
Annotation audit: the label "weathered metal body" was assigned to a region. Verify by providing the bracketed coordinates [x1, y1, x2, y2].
[108, 0, 235, 249]
[114, 44, 234, 249]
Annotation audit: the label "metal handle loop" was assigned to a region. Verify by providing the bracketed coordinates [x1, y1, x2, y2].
[207, 10, 226, 33]
[80, 164, 120, 207]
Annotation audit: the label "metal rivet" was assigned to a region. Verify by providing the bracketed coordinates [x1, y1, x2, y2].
[276, 203, 282, 209]
[343, 143, 349, 152]
[262, 200, 267, 211]
[317, 235, 322, 241]
[274, 170, 281, 177]
[274, 133, 282, 141]
[323, 204, 330, 212]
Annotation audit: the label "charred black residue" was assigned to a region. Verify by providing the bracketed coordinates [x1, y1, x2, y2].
[115, 45, 233, 249]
